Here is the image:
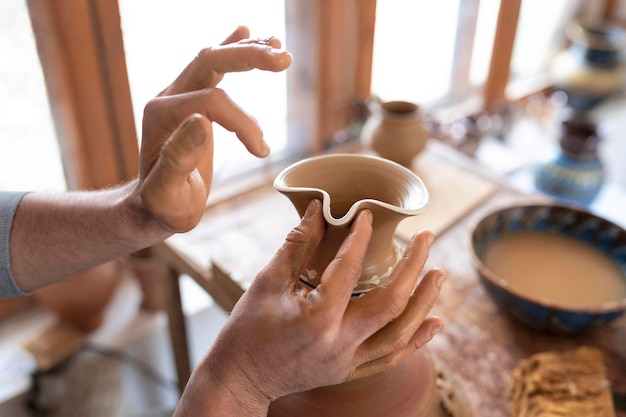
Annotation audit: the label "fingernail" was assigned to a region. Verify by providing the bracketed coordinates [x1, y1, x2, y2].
[425, 232, 435, 249]
[258, 138, 270, 158]
[303, 199, 319, 219]
[361, 209, 373, 224]
[180, 115, 206, 146]
[435, 271, 446, 289]
[430, 323, 444, 337]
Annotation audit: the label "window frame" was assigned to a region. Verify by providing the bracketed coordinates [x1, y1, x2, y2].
[25, 0, 619, 190]
[27, 0, 138, 190]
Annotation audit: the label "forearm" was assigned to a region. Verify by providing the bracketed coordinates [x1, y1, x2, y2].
[10, 180, 170, 292]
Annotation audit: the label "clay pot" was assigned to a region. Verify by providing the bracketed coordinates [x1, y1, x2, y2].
[33, 260, 121, 332]
[361, 100, 430, 168]
[550, 20, 626, 109]
[269, 349, 438, 417]
[534, 116, 605, 205]
[274, 153, 429, 294]
[272, 154, 437, 417]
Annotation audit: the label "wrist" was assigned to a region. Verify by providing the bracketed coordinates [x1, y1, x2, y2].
[116, 180, 172, 249]
[174, 355, 271, 417]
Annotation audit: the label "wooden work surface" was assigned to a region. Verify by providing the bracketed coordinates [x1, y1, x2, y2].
[158, 141, 626, 416]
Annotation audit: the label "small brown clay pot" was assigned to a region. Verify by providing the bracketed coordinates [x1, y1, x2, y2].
[33, 260, 121, 333]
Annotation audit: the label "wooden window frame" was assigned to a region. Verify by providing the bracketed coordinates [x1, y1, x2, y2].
[285, 0, 377, 153]
[26, 0, 378, 190]
[26, 0, 621, 190]
[483, 0, 618, 111]
[27, 0, 138, 190]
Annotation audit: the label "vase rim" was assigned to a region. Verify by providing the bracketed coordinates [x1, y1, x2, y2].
[274, 153, 429, 226]
[567, 20, 626, 51]
[380, 100, 420, 114]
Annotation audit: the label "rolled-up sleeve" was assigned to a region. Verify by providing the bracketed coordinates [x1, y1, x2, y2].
[0, 192, 29, 298]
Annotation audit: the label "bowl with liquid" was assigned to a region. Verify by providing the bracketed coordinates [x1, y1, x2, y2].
[469, 203, 626, 334]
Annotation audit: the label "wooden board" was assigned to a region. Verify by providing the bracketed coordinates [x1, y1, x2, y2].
[396, 152, 497, 241]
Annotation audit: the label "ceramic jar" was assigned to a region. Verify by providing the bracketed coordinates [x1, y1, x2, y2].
[361, 100, 430, 168]
[271, 154, 438, 417]
[33, 261, 120, 332]
[550, 20, 626, 109]
[274, 153, 429, 294]
[534, 117, 605, 206]
[268, 349, 438, 417]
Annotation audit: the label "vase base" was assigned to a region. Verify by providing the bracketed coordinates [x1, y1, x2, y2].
[268, 350, 472, 417]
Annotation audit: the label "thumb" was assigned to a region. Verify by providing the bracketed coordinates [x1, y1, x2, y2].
[157, 113, 214, 187]
[255, 199, 325, 292]
[141, 114, 214, 231]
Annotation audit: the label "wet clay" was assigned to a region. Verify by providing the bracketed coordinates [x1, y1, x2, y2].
[483, 231, 626, 307]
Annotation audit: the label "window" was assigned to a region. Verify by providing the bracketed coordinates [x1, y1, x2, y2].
[0, 0, 65, 192]
[510, 0, 580, 80]
[372, 0, 590, 109]
[371, 0, 461, 104]
[6, 0, 618, 192]
[118, 0, 288, 184]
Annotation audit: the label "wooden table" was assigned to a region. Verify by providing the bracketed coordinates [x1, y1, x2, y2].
[155, 141, 626, 416]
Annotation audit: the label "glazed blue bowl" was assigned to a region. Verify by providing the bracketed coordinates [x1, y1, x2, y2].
[468, 203, 626, 334]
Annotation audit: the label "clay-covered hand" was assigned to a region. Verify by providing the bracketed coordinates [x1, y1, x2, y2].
[135, 26, 292, 233]
[175, 199, 445, 416]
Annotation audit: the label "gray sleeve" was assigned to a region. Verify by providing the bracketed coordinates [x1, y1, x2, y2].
[0, 192, 30, 298]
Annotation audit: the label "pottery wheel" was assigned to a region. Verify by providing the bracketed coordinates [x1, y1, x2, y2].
[429, 353, 473, 417]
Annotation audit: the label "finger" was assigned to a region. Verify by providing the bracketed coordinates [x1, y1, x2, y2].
[220, 25, 250, 45]
[310, 210, 373, 312]
[354, 268, 445, 362]
[348, 316, 444, 381]
[255, 200, 325, 292]
[161, 40, 292, 96]
[146, 88, 269, 158]
[202, 42, 292, 74]
[141, 114, 213, 231]
[344, 230, 434, 336]
[240, 36, 283, 50]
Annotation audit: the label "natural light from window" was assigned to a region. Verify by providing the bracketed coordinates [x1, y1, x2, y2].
[0, 1, 65, 192]
[371, 0, 460, 104]
[1, 0, 594, 192]
[119, 0, 288, 184]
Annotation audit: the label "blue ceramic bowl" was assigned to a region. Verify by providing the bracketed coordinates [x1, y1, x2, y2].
[468, 203, 626, 334]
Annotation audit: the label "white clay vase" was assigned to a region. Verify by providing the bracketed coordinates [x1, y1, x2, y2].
[271, 153, 439, 417]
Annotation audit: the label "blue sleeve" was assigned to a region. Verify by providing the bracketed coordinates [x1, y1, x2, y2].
[0, 192, 30, 298]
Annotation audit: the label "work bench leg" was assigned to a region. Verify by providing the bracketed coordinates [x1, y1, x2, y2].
[164, 268, 192, 396]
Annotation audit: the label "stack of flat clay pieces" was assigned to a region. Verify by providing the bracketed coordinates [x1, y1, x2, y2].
[509, 346, 615, 417]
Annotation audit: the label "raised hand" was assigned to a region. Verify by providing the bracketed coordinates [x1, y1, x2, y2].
[137, 26, 292, 232]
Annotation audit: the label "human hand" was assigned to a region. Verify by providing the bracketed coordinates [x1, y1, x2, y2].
[175, 199, 445, 415]
[135, 26, 292, 233]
